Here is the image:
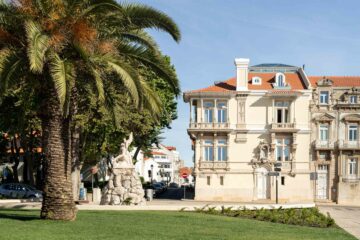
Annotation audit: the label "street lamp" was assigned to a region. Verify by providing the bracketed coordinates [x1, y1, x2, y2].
[150, 164, 154, 183]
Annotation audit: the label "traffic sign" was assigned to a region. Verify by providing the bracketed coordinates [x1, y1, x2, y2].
[182, 173, 188, 178]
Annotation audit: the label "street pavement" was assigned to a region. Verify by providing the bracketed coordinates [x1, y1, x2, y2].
[318, 205, 360, 239]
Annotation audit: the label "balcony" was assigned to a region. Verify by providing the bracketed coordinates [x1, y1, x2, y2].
[342, 175, 360, 183]
[338, 140, 360, 150]
[188, 122, 230, 132]
[270, 122, 297, 132]
[313, 140, 336, 149]
[198, 161, 229, 170]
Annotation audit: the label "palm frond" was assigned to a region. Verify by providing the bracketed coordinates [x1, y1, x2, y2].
[48, 52, 76, 113]
[25, 20, 49, 73]
[139, 78, 162, 118]
[120, 3, 181, 42]
[120, 30, 159, 52]
[91, 68, 105, 102]
[117, 43, 180, 95]
[0, 48, 23, 93]
[107, 59, 139, 105]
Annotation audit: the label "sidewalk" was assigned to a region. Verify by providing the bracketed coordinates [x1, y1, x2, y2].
[0, 199, 315, 211]
[319, 205, 360, 240]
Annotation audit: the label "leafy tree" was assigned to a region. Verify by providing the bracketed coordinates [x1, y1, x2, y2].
[0, 0, 180, 220]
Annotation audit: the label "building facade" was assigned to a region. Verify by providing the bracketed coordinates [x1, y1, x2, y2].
[134, 145, 183, 185]
[184, 58, 360, 205]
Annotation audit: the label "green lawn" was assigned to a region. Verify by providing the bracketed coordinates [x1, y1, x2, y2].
[0, 210, 356, 240]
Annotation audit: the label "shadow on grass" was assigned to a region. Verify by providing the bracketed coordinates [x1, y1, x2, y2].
[0, 210, 39, 221]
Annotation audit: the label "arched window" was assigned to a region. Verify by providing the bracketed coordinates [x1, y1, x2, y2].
[275, 73, 286, 87]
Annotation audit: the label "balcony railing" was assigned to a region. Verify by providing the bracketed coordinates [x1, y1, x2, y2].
[198, 161, 229, 170]
[270, 122, 296, 131]
[337, 140, 360, 149]
[189, 122, 230, 130]
[313, 140, 336, 149]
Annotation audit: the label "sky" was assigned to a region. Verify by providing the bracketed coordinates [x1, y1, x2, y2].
[135, 0, 360, 166]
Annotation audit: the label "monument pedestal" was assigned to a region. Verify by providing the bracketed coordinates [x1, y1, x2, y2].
[101, 167, 145, 205]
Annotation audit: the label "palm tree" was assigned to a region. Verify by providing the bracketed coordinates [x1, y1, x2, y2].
[0, 0, 180, 220]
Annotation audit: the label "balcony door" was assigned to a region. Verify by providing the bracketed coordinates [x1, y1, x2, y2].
[275, 101, 289, 124]
[316, 165, 328, 200]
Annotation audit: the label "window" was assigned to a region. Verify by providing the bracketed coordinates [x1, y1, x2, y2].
[348, 125, 358, 142]
[204, 140, 214, 161]
[319, 91, 329, 104]
[281, 176, 285, 185]
[217, 102, 227, 123]
[220, 176, 224, 186]
[207, 176, 211, 186]
[319, 151, 329, 160]
[319, 124, 329, 141]
[350, 96, 358, 104]
[217, 139, 227, 161]
[252, 77, 262, 85]
[275, 73, 286, 87]
[275, 138, 291, 161]
[275, 101, 289, 123]
[204, 101, 214, 123]
[349, 158, 358, 176]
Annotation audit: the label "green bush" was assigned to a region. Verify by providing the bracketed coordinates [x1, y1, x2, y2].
[189, 206, 335, 228]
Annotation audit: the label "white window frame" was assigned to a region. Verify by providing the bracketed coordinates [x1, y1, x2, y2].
[275, 138, 291, 161]
[217, 139, 227, 161]
[275, 101, 290, 123]
[348, 158, 358, 176]
[275, 73, 286, 87]
[204, 140, 214, 161]
[319, 91, 329, 104]
[217, 102, 227, 123]
[348, 125, 358, 142]
[204, 101, 214, 123]
[350, 95, 358, 104]
[319, 124, 329, 142]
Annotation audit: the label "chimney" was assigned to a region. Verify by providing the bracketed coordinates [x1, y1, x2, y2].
[234, 58, 250, 91]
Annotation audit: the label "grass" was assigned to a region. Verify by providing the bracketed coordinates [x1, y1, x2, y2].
[0, 210, 356, 240]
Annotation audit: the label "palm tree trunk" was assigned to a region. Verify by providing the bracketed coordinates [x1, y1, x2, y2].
[40, 83, 76, 221]
[70, 86, 82, 201]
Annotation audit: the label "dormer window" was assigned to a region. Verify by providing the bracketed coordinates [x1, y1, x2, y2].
[276, 73, 286, 87]
[252, 77, 262, 85]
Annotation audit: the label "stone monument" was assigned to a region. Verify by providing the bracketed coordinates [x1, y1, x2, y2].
[100, 134, 146, 205]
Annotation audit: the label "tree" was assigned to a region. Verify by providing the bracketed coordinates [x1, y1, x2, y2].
[0, 0, 180, 220]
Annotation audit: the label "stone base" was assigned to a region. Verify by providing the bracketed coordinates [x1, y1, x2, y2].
[101, 168, 146, 206]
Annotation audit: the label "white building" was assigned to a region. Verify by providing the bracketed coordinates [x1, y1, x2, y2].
[134, 145, 183, 184]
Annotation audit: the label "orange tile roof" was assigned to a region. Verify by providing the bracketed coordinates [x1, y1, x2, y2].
[150, 151, 165, 156]
[165, 146, 176, 151]
[187, 72, 306, 93]
[309, 76, 360, 87]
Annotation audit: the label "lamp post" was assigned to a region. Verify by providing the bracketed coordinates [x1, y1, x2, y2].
[150, 164, 154, 183]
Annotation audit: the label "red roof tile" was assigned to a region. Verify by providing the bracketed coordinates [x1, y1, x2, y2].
[187, 72, 306, 93]
[309, 76, 360, 87]
[150, 151, 165, 156]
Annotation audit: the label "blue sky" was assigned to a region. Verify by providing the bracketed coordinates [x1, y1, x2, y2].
[136, 0, 360, 166]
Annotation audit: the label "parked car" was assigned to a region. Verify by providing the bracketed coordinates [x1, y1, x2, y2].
[169, 182, 179, 188]
[0, 183, 43, 201]
[151, 183, 164, 194]
[158, 182, 167, 191]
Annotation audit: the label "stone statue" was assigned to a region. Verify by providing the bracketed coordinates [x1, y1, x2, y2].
[258, 141, 269, 162]
[112, 133, 134, 168]
[101, 133, 145, 206]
